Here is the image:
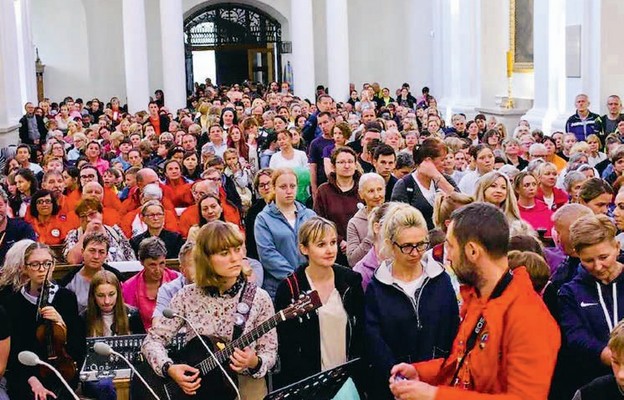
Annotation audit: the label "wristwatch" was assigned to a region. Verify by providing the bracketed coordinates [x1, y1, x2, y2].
[248, 356, 263, 374]
[162, 361, 173, 377]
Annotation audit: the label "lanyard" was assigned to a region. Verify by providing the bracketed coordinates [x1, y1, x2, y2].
[597, 282, 619, 332]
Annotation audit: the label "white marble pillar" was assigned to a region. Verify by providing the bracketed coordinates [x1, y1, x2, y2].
[122, 0, 150, 113]
[290, 0, 315, 101]
[325, 0, 349, 103]
[160, 0, 186, 113]
[14, 0, 37, 105]
[0, 0, 24, 146]
[521, 0, 566, 132]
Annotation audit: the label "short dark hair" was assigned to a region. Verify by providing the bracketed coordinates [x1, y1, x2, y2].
[373, 144, 396, 161]
[29, 189, 59, 219]
[450, 202, 509, 259]
[579, 178, 614, 203]
[82, 231, 110, 251]
[396, 152, 415, 170]
[16, 144, 31, 154]
[317, 111, 332, 120]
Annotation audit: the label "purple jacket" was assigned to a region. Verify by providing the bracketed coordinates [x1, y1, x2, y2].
[353, 247, 380, 292]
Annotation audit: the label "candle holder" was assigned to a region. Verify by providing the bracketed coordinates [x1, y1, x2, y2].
[504, 76, 514, 109]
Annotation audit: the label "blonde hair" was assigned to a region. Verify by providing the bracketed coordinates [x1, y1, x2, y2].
[0, 239, 36, 291]
[380, 203, 428, 258]
[570, 142, 590, 156]
[298, 216, 337, 248]
[508, 250, 550, 292]
[432, 192, 474, 231]
[609, 319, 624, 357]
[268, 168, 298, 203]
[537, 162, 557, 176]
[474, 171, 521, 222]
[570, 214, 618, 254]
[194, 220, 244, 288]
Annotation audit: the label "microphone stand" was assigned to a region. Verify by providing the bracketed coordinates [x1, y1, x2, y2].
[36, 359, 80, 400]
[109, 348, 161, 400]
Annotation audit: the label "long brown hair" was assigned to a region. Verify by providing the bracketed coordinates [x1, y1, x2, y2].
[85, 270, 130, 337]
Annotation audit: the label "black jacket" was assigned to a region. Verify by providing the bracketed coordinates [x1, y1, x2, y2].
[58, 263, 125, 287]
[390, 173, 459, 230]
[245, 198, 266, 259]
[18, 114, 47, 145]
[130, 229, 184, 260]
[5, 287, 85, 399]
[274, 264, 364, 388]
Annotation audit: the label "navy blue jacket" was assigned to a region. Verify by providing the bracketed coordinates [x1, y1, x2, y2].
[558, 254, 624, 388]
[364, 255, 459, 399]
[0, 218, 36, 266]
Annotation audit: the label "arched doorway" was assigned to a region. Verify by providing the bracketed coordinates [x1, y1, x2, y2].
[184, 3, 282, 91]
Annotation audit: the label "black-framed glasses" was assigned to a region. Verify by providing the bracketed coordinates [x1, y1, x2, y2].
[26, 260, 55, 271]
[36, 199, 52, 205]
[393, 240, 430, 255]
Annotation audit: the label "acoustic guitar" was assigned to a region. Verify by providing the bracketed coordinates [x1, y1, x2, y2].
[132, 290, 321, 400]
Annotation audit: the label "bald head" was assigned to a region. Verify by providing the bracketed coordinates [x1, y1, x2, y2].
[552, 203, 593, 255]
[137, 168, 159, 189]
[82, 181, 104, 202]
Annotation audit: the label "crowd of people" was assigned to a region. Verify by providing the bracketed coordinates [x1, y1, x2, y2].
[0, 80, 623, 399]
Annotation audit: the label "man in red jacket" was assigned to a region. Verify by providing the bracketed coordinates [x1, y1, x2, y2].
[122, 168, 175, 212]
[390, 203, 560, 400]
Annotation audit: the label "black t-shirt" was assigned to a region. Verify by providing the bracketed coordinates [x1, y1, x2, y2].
[0, 306, 10, 340]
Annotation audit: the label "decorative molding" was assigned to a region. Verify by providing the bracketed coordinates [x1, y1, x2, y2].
[509, 0, 534, 72]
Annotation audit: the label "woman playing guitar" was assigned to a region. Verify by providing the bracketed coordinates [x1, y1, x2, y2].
[142, 221, 278, 399]
[3, 241, 85, 400]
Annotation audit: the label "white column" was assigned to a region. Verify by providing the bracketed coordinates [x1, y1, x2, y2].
[14, 0, 37, 105]
[325, 0, 349, 103]
[521, 0, 566, 133]
[122, 0, 150, 113]
[159, 0, 186, 113]
[0, 0, 24, 146]
[290, 0, 315, 101]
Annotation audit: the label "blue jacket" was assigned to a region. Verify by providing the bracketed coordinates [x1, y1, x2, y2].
[565, 111, 603, 142]
[254, 202, 316, 298]
[558, 255, 624, 388]
[364, 254, 459, 399]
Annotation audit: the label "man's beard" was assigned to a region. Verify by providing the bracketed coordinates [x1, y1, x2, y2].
[451, 251, 482, 288]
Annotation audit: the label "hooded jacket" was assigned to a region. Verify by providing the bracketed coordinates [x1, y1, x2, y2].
[353, 247, 380, 292]
[558, 256, 624, 388]
[254, 201, 316, 298]
[412, 268, 560, 400]
[364, 253, 459, 399]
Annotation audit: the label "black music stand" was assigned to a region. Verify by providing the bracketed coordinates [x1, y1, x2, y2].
[264, 358, 360, 400]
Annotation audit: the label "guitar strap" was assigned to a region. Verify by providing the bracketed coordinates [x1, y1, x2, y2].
[232, 280, 257, 340]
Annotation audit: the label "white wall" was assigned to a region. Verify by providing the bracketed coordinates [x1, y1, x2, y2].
[32, 0, 92, 101]
[347, 0, 433, 99]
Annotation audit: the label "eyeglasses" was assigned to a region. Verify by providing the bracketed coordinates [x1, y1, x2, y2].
[393, 240, 430, 254]
[258, 182, 272, 189]
[26, 260, 54, 271]
[36, 199, 52, 205]
[144, 213, 164, 218]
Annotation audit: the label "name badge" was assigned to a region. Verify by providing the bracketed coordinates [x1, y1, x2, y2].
[51, 229, 60, 238]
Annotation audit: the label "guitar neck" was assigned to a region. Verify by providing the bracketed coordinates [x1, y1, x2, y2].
[196, 312, 283, 373]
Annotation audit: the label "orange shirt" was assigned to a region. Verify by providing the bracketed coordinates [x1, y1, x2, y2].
[164, 178, 194, 208]
[31, 215, 74, 245]
[120, 208, 180, 238]
[24, 195, 80, 231]
[65, 188, 122, 213]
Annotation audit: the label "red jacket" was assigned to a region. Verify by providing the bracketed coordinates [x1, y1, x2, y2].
[121, 184, 176, 213]
[164, 178, 194, 208]
[518, 200, 554, 237]
[535, 187, 569, 211]
[413, 268, 560, 400]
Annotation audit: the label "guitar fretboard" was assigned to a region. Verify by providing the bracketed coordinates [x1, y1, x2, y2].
[195, 313, 282, 374]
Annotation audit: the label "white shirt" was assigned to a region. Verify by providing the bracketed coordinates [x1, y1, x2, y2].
[269, 149, 308, 169]
[458, 170, 481, 196]
[414, 173, 436, 206]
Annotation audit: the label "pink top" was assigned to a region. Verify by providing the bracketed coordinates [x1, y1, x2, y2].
[518, 200, 554, 237]
[91, 158, 110, 176]
[122, 268, 180, 330]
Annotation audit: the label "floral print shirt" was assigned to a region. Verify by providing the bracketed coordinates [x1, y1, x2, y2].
[63, 225, 136, 262]
[141, 281, 278, 381]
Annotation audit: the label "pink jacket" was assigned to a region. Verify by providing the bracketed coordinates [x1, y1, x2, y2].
[122, 268, 180, 330]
